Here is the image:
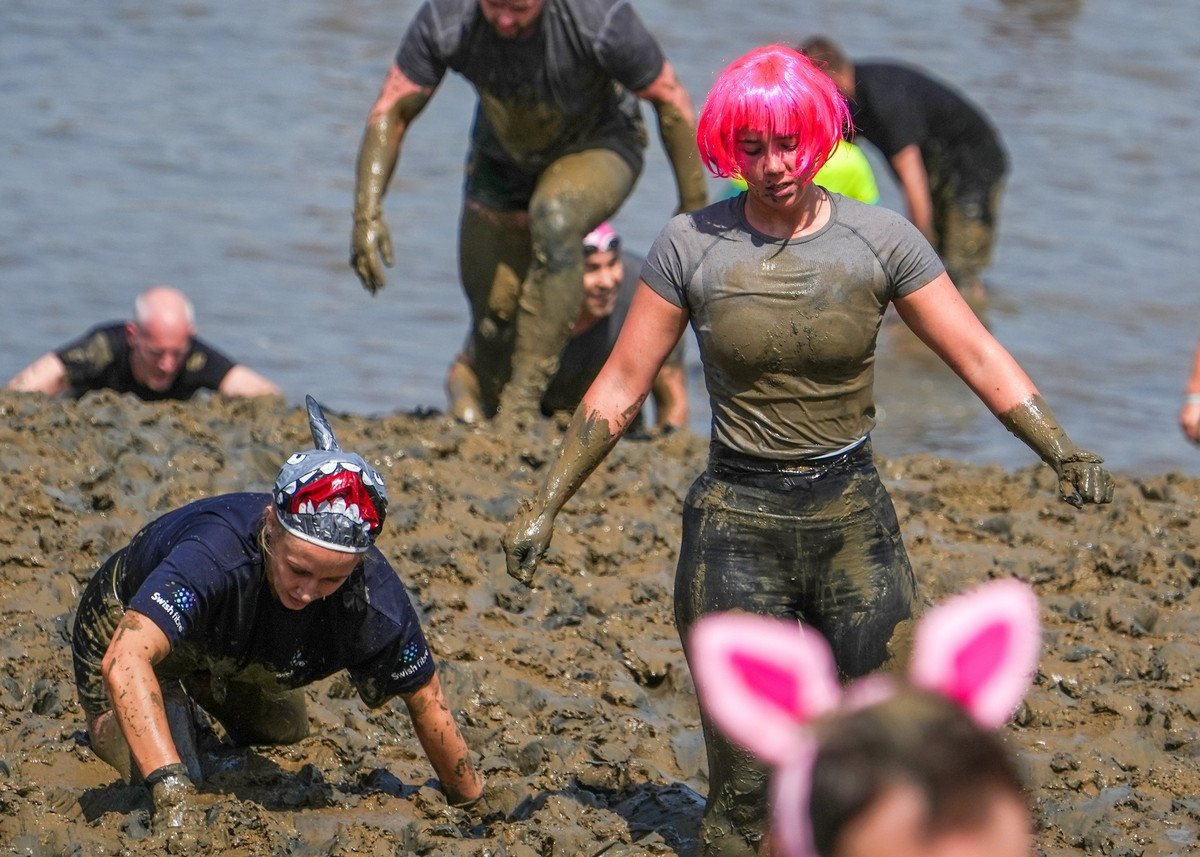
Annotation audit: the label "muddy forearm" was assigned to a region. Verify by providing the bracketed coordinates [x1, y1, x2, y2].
[353, 115, 402, 221]
[998, 394, 1113, 507]
[536, 404, 629, 517]
[404, 675, 483, 805]
[354, 86, 428, 217]
[997, 395, 1090, 471]
[103, 659, 179, 777]
[654, 101, 708, 214]
[505, 391, 645, 584]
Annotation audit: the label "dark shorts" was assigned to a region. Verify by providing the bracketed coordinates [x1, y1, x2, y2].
[463, 140, 645, 211]
[72, 552, 127, 716]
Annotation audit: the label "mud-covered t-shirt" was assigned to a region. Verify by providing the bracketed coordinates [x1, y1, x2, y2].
[115, 493, 434, 708]
[55, 322, 234, 402]
[642, 193, 944, 459]
[541, 253, 684, 418]
[851, 62, 1007, 181]
[395, 0, 663, 173]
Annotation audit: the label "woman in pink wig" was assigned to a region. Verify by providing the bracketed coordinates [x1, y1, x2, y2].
[504, 44, 1110, 855]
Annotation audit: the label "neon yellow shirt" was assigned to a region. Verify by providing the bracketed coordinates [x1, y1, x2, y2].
[727, 140, 880, 205]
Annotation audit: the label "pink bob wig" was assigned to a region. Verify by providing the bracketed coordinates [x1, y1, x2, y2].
[697, 45, 852, 185]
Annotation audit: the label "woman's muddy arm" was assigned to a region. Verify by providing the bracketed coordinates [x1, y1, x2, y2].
[894, 274, 1113, 506]
[100, 610, 180, 777]
[402, 672, 483, 806]
[503, 284, 689, 583]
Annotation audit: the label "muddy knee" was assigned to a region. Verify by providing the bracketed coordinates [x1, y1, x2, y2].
[528, 196, 588, 273]
[199, 682, 310, 747]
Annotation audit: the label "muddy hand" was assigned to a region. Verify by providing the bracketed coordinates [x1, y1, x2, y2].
[1058, 451, 1114, 507]
[503, 502, 554, 586]
[350, 212, 394, 295]
[147, 763, 202, 829]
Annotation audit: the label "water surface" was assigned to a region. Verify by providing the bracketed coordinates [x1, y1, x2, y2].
[2, 0, 1197, 475]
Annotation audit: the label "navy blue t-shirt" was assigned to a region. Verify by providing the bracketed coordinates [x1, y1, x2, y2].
[117, 493, 434, 708]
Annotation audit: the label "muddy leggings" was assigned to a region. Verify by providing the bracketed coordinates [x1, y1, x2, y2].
[674, 440, 919, 857]
[458, 147, 637, 418]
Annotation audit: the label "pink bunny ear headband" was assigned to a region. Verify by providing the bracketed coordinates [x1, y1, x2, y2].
[688, 578, 1040, 857]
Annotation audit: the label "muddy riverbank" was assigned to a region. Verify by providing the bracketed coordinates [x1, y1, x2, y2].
[1, 392, 1198, 856]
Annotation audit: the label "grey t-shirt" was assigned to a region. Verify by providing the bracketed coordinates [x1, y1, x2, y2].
[395, 0, 663, 173]
[642, 193, 944, 459]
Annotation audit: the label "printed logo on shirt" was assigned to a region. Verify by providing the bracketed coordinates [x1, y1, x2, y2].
[150, 592, 186, 634]
[149, 582, 199, 635]
[390, 642, 430, 681]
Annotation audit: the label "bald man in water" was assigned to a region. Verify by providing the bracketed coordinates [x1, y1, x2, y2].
[7, 286, 281, 401]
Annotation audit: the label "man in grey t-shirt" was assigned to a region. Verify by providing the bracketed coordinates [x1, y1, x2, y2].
[350, 0, 707, 426]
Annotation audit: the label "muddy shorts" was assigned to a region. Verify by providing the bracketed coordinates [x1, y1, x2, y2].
[72, 551, 129, 717]
[463, 134, 644, 212]
[675, 438, 918, 857]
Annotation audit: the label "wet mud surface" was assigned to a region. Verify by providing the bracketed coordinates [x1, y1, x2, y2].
[2, 392, 1199, 856]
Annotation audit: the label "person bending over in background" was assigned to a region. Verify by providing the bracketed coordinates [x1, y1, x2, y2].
[801, 36, 1007, 299]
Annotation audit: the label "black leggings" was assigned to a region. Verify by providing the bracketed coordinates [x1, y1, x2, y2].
[675, 440, 918, 857]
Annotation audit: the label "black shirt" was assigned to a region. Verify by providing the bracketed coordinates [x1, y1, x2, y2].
[55, 322, 234, 401]
[851, 62, 1007, 183]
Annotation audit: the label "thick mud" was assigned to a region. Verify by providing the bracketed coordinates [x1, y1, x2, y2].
[1, 391, 1198, 856]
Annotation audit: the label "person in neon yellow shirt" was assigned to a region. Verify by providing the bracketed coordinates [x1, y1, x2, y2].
[727, 138, 880, 204]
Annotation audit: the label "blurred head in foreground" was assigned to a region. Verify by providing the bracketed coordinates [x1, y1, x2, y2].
[689, 579, 1040, 857]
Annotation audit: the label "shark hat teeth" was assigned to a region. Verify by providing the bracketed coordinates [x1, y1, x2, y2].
[272, 398, 388, 553]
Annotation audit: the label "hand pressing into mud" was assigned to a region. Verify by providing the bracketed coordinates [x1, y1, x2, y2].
[453, 783, 510, 822]
[146, 763, 204, 830]
[503, 500, 554, 586]
[1057, 452, 1114, 508]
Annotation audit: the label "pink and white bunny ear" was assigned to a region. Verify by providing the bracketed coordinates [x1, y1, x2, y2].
[908, 578, 1040, 728]
[688, 613, 842, 765]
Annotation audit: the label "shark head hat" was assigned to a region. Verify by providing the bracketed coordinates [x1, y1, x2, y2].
[272, 395, 388, 553]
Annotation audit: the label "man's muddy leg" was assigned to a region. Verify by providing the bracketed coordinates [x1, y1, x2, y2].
[496, 149, 635, 426]
[457, 201, 532, 418]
